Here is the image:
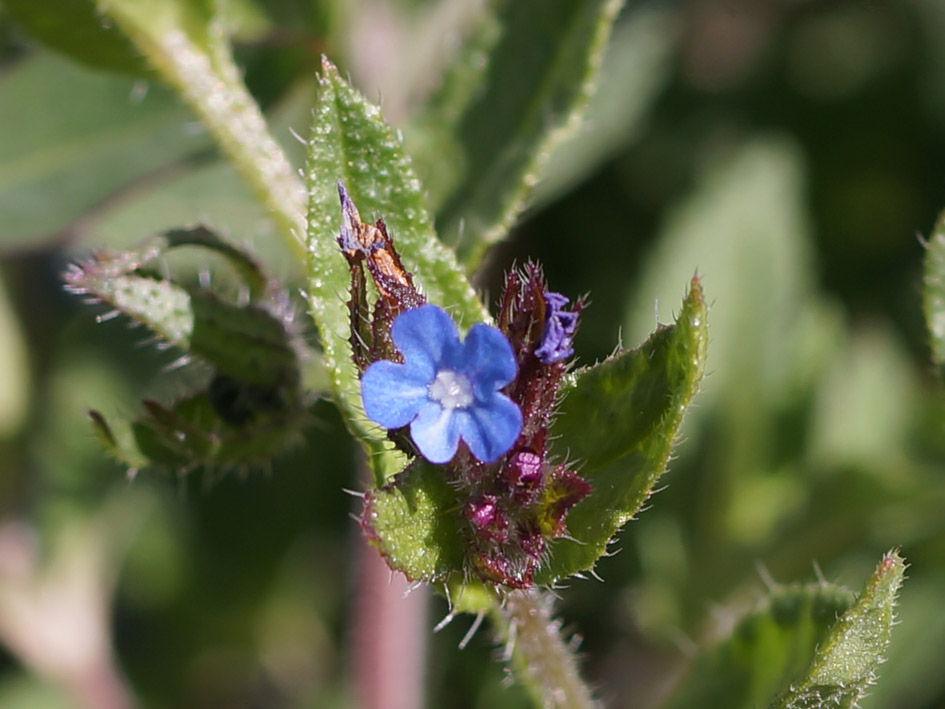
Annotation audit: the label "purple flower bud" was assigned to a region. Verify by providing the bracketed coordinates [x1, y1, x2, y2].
[504, 449, 543, 506]
[535, 291, 579, 364]
[465, 495, 510, 543]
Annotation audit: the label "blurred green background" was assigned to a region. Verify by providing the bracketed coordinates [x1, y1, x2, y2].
[0, 0, 943, 707]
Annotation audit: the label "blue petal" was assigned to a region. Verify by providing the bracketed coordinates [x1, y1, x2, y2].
[459, 322, 518, 399]
[456, 394, 523, 463]
[391, 305, 461, 380]
[410, 401, 462, 463]
[361, 360, 429, 429]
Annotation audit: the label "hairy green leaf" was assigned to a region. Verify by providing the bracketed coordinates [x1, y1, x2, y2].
[64, 227, 296, 386]
[69, 228, 307, 472]
[664, 583, 855, 709]
[536, 276, 707, 583]
[305, 58, 487, 483]
[770, 550, 906, 709]
[361, 460, 465, 584]
[923, 211, 945, 377]
[408, 0, 624, 267]
[532, 9, 675, 208]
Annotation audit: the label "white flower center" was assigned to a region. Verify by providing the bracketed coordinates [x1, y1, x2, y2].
[428, 370, 474, 409]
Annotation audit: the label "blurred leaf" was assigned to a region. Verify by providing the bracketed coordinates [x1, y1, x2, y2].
[0, 274, 29, 437]
[625, 138, 815, 414]
[536, 277, 707, 584]
[2, 0, 147, 73]
[532, 9, 676, 208]
[80, 81, 317, 277]
[922, 211, 945, 378]
[0, 51, 209, 250]
[808, 327, 917, 473]
[408, 0, 624, 267]
[304, 58, 487, 482]
[770, 550, 906, 709]
[664, 583, 855, 709]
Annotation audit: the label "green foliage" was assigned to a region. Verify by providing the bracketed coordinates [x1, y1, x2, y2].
[923, 211, 945, 377]
[361, 460, 465, 583]
[0, 51, 209, 249]
[2, 0, 147, 73]
[0, 1, 938, 707]
[408, 0, 624, 267]
[538, 276, 707, 583]
[64, 227, 306, 472]
[97, 0, 308, 247]
[665, 582, 855, 709]
[771, 550, 906, 709]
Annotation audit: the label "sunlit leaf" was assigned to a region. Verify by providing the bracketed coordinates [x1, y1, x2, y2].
[536, 277, 707, 583]
[770, 550, 906, 709]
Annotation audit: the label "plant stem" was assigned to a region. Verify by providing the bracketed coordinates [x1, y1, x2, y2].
[494, 589, 598, 709]
[351, 458, 429, 709]
[101, 4, 308, 261]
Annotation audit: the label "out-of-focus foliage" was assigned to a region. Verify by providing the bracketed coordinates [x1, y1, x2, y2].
[0, 0, 942, 707]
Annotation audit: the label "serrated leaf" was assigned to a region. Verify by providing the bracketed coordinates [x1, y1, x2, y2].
[0, 51, 209, 250]
[770, 550, 906, 709]
[923, 212, 945, 377]
[304, 58, 487, 483]
[535, 277, 707, 584]
[408, 0, 623, 268]
[664, 583, 855, 709]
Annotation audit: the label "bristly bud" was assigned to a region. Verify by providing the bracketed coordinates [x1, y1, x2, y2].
[497, 263, 586, 453]
[445, 263, 591, 589]
[342, 195, 592, 590]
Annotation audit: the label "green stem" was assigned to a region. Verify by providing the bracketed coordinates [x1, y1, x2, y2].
[99, 3, 307, 261]
[493, 589, 599, 709]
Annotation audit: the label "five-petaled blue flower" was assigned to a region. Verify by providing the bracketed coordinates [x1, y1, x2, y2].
[360, 304, 523, 464]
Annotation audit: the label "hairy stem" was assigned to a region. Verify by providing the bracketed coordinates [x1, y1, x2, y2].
[494, 589, 598, 709]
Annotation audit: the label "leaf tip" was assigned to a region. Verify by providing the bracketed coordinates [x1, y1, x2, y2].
[320, 54, 339, 77]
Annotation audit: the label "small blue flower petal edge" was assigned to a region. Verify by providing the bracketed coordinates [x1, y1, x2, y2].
[360, 304, 522, 464]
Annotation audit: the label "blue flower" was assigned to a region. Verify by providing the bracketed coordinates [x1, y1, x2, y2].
[360, 304, 522, 464]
